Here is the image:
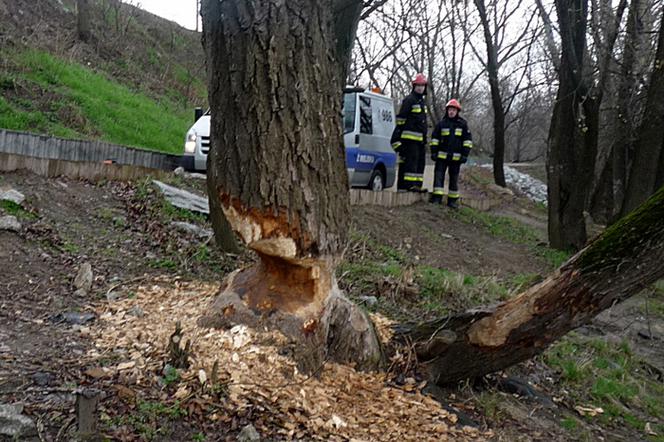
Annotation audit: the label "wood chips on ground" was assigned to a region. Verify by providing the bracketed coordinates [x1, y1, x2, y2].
[89, 277, 489, 441]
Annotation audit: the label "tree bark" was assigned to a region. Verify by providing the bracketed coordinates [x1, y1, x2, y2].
[77, 0, 93, 43]
[608, 0, 645, 219]
[397, 185, 664, 384]
[200, 0, 382, 372]
[547, 0, 592, 250]
[586, 0, 627, 223]
[206, 175, 242, 254]
[621, 8, 664, 216]
[474, 0, 506, 187]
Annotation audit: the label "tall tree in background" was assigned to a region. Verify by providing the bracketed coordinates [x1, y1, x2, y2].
[467, 0, 541, 186]
[547, 0, 594, 250]
[590, 0, 647, 222]
[77, 0, 92, 43]
[621, 5, 664, 216]
[201, 0, 382, 372]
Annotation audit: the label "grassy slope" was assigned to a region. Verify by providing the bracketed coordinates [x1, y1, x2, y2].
[0, 48, 193, 153]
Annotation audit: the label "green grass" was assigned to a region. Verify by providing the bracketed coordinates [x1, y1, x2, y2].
[450, 207, 540, 244]
[535, 245, 571, 268]
[0, 200, 37, 220]
[149, 258, 177, 270]
[105, 400, 188, 440]
[1, 48, 193, 153]
[337, 232, 514, 321]
[449, 206, 572, 269]
[544, 334, 664, 439]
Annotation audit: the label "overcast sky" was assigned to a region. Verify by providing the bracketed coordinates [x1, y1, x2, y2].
[130, 0, 200, 31]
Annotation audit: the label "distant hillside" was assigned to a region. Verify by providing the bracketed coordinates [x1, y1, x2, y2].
[0, 0, 207, 153]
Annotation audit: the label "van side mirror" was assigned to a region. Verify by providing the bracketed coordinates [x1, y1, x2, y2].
[194, 107, 203, 122]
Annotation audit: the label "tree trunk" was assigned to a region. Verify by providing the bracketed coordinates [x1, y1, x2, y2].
[586, 0, 627, 223]
[474, 0, 506, 187]
[206, 173, 242, 254]
[621, 8, 664, 216]
[397, 185, 664, 384]
[608, 0, 645, 219]
[77, 0, 93, 43]
[199, 0, 382, 372]
[547, 0, 591, 250]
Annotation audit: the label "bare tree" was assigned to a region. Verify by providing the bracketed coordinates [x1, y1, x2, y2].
[622, 5, 664, 215]
[547, 0, 594, 250]
[469, 0, 541, 186]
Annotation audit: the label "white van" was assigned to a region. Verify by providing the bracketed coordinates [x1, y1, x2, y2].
[181, 88, 397, 191]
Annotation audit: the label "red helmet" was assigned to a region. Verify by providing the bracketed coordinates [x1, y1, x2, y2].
[412, 73, 428, 85]
[446, 99, 462, 110]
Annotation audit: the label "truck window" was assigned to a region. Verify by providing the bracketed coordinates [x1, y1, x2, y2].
[343, 93, 356, 134]
[359, 96, 372, 134]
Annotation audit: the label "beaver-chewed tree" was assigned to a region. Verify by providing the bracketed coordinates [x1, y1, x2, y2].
[200, 0, 664, 384]
[199, 0, 383, 371]
[397, 185, 664, 384]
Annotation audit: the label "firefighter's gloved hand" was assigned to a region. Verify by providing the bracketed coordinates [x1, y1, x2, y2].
[461, 156, 468, 164]
[391, 141, 402, 152]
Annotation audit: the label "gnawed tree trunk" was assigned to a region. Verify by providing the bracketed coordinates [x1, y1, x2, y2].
[397, 185, 664, 384]
[199, 0, 382, 372]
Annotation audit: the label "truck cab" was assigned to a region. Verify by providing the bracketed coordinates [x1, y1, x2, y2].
[181, 108, 211, 172]
[343, 87, 397, 191]
[182, 89, 397, 191]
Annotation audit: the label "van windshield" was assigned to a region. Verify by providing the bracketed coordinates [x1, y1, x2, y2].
[342, 93, 356, 134]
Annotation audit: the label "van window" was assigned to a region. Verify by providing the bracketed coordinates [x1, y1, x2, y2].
[343, 93, 356, 134]
[359, 96, 372, 134]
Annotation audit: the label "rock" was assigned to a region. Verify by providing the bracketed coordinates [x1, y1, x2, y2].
[174, 166, 185, 175]
[74, 263, 93, 294]
[237, 423, 260, 442]
[638, 329, 660, 340]
[0, 216, 21, 232]
[152, 180, 209, 215]
[358, 295, 378, 307]
[51, 312, 96, 325]
[481, 164, 547, 204]
[171, 221, 213, 238]
[0, 188, 25, 205]
[488, 183, 515, 196]
[0, 403, 37, 438]
[186, 172, 207, 180]
[31, 372, 54, 386]
[128, 305, 145, 317]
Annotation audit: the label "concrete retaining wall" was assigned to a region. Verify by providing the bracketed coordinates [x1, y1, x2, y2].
[0, 129, 179, 171]
[0, 152, 169, 181]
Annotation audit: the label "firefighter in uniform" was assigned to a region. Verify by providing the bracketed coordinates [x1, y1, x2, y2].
[391, 74, 428, 191]
[430, 99, 472, 208]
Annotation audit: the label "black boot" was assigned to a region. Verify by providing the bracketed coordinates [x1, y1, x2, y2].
[430, 194, 443, 204]
[447, 197, 459, 209]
